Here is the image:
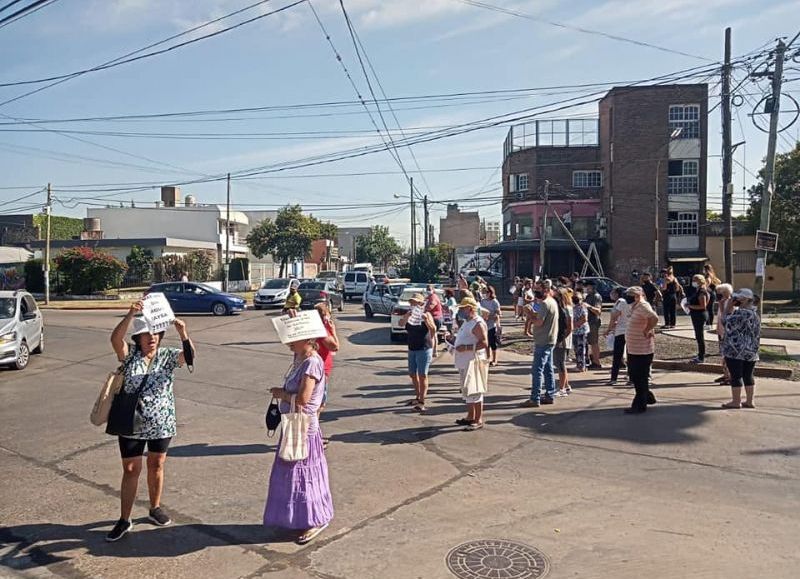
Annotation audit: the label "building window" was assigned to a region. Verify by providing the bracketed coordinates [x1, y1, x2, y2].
[667, 160, 699, 195]
[669, 104, 700, 139]
[667, 212, 698, 236]
[516, 174, 529, 191]
[572, 170, 602, 188]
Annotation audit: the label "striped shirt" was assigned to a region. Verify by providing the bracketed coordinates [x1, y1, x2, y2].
[624, 300, 659, 355]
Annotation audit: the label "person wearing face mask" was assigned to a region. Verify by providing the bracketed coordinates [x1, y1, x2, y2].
[686, 274, 710, 363]
[399, 293, 437, 413]
[522, 285, 559, 407]
[313, 302, 339, 448]
[623, 287, 659, 414]
[480, 286, 502, 366]
[721, 289, 760, 409]
[106, 301, 195, 542]
[583, 281, 603, 369]
[571, 292, 589, 372]
[605, 287, 632, 386]
[424, 284, 443, 355]
[452, 297, 489, 430]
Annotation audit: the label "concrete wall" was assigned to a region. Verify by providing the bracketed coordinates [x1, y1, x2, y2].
[439, 205, 480, 249]
[706, 234, 796, 292]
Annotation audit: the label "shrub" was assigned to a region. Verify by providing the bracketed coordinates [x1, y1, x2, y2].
[153, 250, 216, 282]
[54, 247, 127, 294]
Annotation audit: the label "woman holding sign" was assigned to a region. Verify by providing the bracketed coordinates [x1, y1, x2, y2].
[265, 316, 334, 545]
[105, 300, 194, 542]
[398, 293, 437, 413]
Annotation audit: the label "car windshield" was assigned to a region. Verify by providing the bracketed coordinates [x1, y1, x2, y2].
[299, 282, 325, 290]
[0, 297, 15, 319]
[388, 285, 406, 297]
[262, 279, 289, 289]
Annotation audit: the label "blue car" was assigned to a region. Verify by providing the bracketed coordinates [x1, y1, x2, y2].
[146, 282, 246, 316]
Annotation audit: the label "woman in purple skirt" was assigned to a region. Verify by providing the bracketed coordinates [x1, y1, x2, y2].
[265, 337, 334, 544]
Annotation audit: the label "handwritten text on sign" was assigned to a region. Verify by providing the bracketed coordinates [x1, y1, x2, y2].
[142, 292, 176, 334]
[271, 310, 328, 344]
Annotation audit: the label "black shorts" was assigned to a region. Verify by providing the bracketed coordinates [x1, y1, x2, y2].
[118, 436, 172, 459]
[488, 327, 498, 351]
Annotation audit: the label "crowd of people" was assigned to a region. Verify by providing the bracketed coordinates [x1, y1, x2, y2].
[100, 264, 762, 547]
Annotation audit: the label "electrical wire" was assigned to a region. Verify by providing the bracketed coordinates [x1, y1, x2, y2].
[0, 0, 56, 29]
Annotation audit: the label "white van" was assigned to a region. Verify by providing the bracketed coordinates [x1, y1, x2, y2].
[352, 262, 373, 274]
[343, 271, 370, 301]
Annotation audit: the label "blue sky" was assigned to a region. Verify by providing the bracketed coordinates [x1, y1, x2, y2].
[0, 0, 798, 245]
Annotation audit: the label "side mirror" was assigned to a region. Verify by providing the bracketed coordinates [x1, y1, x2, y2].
[23, 312, 37, 321]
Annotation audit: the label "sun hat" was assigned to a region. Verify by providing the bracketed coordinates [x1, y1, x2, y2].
[733, 288, 754, 301]
[457, 296, 479, 309]
[625, 286, 643, 296]
[131, 316, 151, 336]
[408, 293, 426, 305]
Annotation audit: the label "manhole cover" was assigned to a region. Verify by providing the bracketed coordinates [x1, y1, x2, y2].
[446, 539, 550, 579]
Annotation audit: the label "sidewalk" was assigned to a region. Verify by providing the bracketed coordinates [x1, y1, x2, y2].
[662, 324, 800, 357]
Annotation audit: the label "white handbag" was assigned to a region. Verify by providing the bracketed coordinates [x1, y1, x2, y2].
[462, 353, 489, 397]
[278, 395, 310, 462]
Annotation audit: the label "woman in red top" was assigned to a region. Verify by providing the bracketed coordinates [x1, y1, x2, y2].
[314, 303, 339, 448]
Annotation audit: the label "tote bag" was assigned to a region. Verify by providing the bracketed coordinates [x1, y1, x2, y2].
[462, 353, 489, 397]
[278, 395, 311, 462]
[90, 365, 125, 426]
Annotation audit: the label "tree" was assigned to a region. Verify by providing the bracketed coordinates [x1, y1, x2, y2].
[747, 142, 800, 270]
[409, 248, 441, 282]
[246, 205, 322, 277]
[153, 250, 215, 283]
[125, 246, 154, 281]
[55, 247, 127, 294]
[317, 220, 338, 242]
[355, 226, 403, 270]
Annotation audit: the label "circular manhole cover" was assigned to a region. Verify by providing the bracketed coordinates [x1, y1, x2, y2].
[446, 539, 550, 579]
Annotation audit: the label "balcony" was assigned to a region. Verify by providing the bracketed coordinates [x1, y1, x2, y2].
[503, 118, 599, 159]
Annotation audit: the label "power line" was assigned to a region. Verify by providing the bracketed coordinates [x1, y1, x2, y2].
[453, 0, 712, 62]
[0, 0, 56, 29]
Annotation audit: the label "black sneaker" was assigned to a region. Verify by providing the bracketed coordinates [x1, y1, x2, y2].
[148, 506, 172, 527]
[106, 518, 133, 542]
[540, 396, 554, 405]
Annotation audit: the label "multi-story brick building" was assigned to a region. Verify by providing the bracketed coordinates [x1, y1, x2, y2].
[483, 84, 708, 283]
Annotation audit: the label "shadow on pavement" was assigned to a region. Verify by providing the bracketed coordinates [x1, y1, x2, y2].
[347, 327, 392, 346]
[0, 522, 296, 570]
[329, 424, 462, 446]
[504, 403, 712, 445]
[740, 446, 800, 456]
[168, 443, 273, 457]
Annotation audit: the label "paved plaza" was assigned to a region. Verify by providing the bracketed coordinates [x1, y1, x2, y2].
[1, 309, 799, 578]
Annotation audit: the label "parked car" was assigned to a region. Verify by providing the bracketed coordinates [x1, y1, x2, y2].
[146, 282, 246, 316]
[0, 290, 44, 370]
[579, 277, 626, 303]
[254, 278, 293, 310]
[363, 282, 408, 318]
[389, 287, 447, 342]
[343, 271, 370, 301]
[297, 281, 344, 312]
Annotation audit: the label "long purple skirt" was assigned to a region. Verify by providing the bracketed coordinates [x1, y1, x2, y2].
[263, 429, 334, 530]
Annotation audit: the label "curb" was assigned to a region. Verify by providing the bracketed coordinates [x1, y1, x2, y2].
[761, 327, 800, 341]
[652, 359, 793, 379]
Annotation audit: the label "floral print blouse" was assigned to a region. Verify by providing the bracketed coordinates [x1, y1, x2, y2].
[722, 307, 760, 362]
[121, 347, 182, 440]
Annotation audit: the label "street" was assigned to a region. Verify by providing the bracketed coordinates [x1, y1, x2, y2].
[1, 308, 799, 579]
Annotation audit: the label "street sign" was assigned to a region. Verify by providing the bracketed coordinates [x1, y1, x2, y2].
[329, 247, 339, 259]
[755, 230, 779, 252]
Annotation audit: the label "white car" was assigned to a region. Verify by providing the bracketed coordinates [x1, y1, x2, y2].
[389, 287, 447, 342]
[253, 278, 292, 310]
[0, 290, 44, 370]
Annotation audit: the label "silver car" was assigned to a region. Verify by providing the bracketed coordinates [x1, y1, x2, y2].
[0, 290, 44, 370]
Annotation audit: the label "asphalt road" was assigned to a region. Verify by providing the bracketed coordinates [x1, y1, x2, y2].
[1, 308, 799, 579]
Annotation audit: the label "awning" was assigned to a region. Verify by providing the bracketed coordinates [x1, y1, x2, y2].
[666, 255, 708, 263]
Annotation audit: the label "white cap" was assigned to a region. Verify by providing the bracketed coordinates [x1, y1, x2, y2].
[131, 317, 151, 336]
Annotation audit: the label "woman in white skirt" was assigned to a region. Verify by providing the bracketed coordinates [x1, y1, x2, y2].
[452, 297, 489, 431]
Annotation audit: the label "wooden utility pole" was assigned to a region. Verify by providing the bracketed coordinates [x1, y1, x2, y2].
[423, 195, 429, 249]
[721, 27, 734, 283]
[44, 183, 52, 305]
[753, 38, 786, 313]
[224, 173, 231, 292]
[539, 180, 549, 277]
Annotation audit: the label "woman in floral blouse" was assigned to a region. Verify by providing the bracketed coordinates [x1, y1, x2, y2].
[106, 301, 194, 542]
[721, 289, 760, 409]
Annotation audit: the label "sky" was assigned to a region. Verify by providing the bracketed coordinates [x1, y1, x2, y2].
[0, 0, 798, 246]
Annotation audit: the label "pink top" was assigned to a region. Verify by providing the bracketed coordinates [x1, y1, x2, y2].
[624, 301, 659, 355]
[426, 292, 444, 320]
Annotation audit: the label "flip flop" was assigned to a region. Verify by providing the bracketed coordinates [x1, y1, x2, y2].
[721, 402, 741, 409]
[297, 523, 329, 545]
[742, 402, 755, 409]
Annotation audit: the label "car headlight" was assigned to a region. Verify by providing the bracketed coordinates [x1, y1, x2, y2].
[0, 331, 16, 344]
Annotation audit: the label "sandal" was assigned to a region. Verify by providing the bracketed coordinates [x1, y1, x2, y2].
[455, 418, 472, 426]
[465, 421, 484, 431]
[406, 398, 422, 406]
[742, 402, 755, 409]
[297, 523, 329, 545]
[413, 404, 427, 413]
[721, 402, 741, 409]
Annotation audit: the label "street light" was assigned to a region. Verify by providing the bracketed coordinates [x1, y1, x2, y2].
[654, 127, 683, 272]
[394, 184, 416, 258]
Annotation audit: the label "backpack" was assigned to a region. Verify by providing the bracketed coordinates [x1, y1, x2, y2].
[556, 306, 569, 344]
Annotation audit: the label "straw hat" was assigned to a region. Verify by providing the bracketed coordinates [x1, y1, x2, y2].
[408, 293, 426, 305]
[457, 296, 479, 309]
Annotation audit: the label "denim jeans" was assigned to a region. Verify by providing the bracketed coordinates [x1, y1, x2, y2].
[531, 345, 556, 402]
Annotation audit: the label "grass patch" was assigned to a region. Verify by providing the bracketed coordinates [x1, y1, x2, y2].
[759, 345, 794, 362]
[763, 321, 800, 329]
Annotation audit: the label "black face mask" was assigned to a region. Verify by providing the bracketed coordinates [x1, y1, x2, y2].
[624, 295, 636, 304]
[533, 290, 545, 300]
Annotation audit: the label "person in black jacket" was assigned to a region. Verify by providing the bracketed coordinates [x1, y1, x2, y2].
[686, 274, 710, 363]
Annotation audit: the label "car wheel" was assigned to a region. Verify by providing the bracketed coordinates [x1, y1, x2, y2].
[364, 304, 374, 319]
[389, 331, 401, 343]
[14, 341, 29, 370]
[32, 332, 44, 355]
[212, 302, 228, 316]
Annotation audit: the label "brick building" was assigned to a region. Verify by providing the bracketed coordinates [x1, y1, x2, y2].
[439, 204, 480, 251]
[482, 84, 708, 283]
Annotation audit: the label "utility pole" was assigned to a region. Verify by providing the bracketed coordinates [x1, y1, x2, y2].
[721, 27, 734, 283]
[753, 38, 786, 314]
[224, 173, 231, 292]
[654, 160, 661, 273]
[423, 195, 429, 249]
[44, 183, 52, 305]
[539, 180, 549, 277]
[409, 177, 416, 267]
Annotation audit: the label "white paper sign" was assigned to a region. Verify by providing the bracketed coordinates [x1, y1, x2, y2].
[142, 292, 175, 334]
[755, 257, 765, 277]
[272, 310, 328, 344]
